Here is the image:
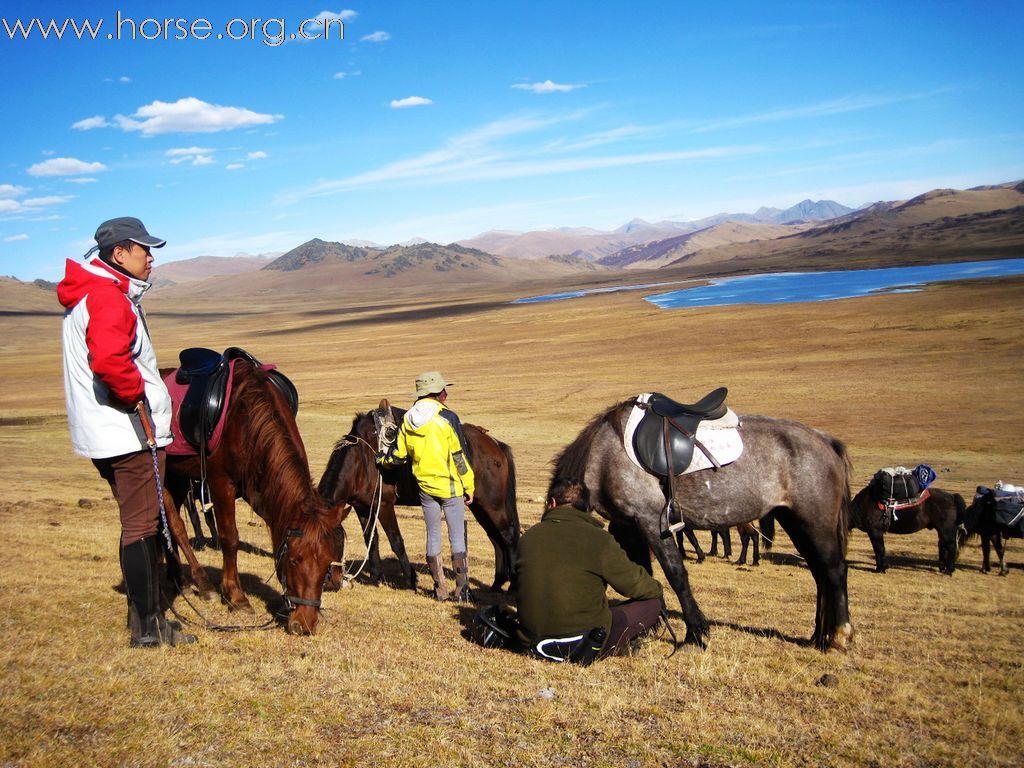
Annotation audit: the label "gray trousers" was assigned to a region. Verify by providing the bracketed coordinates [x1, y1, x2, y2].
[419, 490, 467, 558]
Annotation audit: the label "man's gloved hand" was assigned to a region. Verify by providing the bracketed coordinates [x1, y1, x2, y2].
[375, 447, 397, 466]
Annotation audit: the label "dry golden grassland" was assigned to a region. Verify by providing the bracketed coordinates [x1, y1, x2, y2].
[1, 274, 1022, 767]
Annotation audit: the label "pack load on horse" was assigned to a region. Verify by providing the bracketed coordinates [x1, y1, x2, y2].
[318, 399, 520, 593]
[872, 465, 937, 520]
[850, 463, 965, 575]
[160, 347, 345, 635]
[551, 387, 854, 653]
[963, 481, 1024, 575]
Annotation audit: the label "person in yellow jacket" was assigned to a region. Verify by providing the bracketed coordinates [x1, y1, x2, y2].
[378, 371, 476, 601]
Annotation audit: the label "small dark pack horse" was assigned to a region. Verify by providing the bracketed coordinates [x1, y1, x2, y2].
[849, 476, 966, 575]
[318, 400, 520, 591]
[962, 484, 1024, 576]
[161, 348, 345, 634]
[551, 392, 854, 652]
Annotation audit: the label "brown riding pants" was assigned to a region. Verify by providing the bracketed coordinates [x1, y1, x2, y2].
[93, 448, 166, 546]
[602, 597, 663, 657]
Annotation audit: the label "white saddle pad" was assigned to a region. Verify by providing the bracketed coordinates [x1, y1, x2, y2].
[623, 393, 743, 475]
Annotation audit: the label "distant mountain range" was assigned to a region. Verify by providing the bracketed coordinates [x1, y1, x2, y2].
[457, 199, 855, 262]
[3, 184, 1021, 308]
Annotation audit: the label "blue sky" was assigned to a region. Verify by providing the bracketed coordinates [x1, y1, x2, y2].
[2, 1, 1022, 282]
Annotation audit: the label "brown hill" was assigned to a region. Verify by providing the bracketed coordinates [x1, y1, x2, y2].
[150, 254, 277, 287]
[457, 228, 648, 261]
[661, 182, 1024, 276]
[149, 239, 602, 306]
[599, 221, 811, 269]
[0, 277, 59, 314]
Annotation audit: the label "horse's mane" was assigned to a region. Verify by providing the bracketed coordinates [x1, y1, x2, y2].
[232, 363, 333, 538]
[548, 399, 631, 496]
[318, 411, 376, 505]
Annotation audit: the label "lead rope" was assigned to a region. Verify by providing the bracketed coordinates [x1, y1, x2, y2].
[136, 401, 173, 552]
[327, 434, 384, 585]
[134, 402, 287, 633]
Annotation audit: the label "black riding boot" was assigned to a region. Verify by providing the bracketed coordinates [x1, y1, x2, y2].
[121, 536, 196, 648]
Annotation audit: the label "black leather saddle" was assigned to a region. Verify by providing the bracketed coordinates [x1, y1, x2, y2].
[632, 388, 729, 477]
[176, 346, 298, 450]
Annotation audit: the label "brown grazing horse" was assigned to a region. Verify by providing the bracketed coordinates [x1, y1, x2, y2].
[318, 401, 520, 592]
[849, 482, 966, 575]
[162, 358, 345, 634]
[552, 402, 853, 653]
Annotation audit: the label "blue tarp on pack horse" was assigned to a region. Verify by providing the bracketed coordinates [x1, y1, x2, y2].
[849, 464, 966, 575]
[964, 482, 1024, 576]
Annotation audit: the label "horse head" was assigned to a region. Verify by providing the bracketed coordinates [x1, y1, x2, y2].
[276, 501, 347, 634]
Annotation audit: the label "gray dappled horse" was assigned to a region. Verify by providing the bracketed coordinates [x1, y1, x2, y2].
[551, 401, 854, 653]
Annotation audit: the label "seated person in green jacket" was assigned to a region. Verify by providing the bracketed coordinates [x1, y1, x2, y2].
[515, 476, 664, 663]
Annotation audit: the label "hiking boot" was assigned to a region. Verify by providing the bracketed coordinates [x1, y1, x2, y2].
[426, 555, 450, 601]
[452, 553, 476, 604]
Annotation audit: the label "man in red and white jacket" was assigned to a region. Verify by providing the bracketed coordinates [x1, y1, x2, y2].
[58, 216, 195, 648]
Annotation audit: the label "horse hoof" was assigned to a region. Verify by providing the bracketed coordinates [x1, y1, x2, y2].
[225, 599, 255, 614]
[828, 622, 855, 654]
[683, 629, 709, 650]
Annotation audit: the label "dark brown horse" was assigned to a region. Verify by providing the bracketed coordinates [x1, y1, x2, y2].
[676, 523, 761, 565]
[709, 523, 762, 566]
[318, 401, 520, 591]
[962, 486, 1023, 576]
[551, 401, 853, 652]
[849, 481, 966, 575]
[162, 358, 345, 634]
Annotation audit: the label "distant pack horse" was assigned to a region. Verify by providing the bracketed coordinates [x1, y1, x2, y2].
[849, 479, 966, 575]
[550, 398, 854, 652]
[318, 401, 520, 592]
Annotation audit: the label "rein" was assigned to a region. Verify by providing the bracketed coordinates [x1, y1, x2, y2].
[328, 433, 385, 585]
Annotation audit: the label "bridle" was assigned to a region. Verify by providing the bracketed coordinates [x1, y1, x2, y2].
[276, 527, 326, 612]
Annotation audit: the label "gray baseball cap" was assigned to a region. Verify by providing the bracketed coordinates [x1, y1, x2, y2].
[94, 217, 166, 249]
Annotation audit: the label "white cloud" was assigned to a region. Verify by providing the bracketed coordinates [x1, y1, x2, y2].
[166, 147, 216, 166]
[27, 157, 107, 177]
[4, 233, 29, 242]
[226, 163, 245, 171]
[72, 115, 109, 130]
[114, 97, 282, 136]
[119, 76, 131, 84]
[361, 31, 390, 42]
[390, 96, 432, 109]
[0, 189, 73, 216]
[512, 80, 584, 94]
[333, 70, 361, 79]
[65, 177, 98, 184]
[23, 195, 73, 206]
[297, 112, 762, 199]
[247, 151, 268, 160]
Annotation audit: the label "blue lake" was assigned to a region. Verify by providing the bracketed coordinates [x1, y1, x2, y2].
[514, 258, 1024, 309]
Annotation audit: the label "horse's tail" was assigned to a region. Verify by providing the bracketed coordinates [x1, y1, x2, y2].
[498, 439, 521, 544]
[953, 492, 969, 550]
[831, 436, 852, 558]
[759, 511, 775, 551]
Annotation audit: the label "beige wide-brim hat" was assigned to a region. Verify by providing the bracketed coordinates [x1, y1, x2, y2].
[414, 371, 451, 397]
